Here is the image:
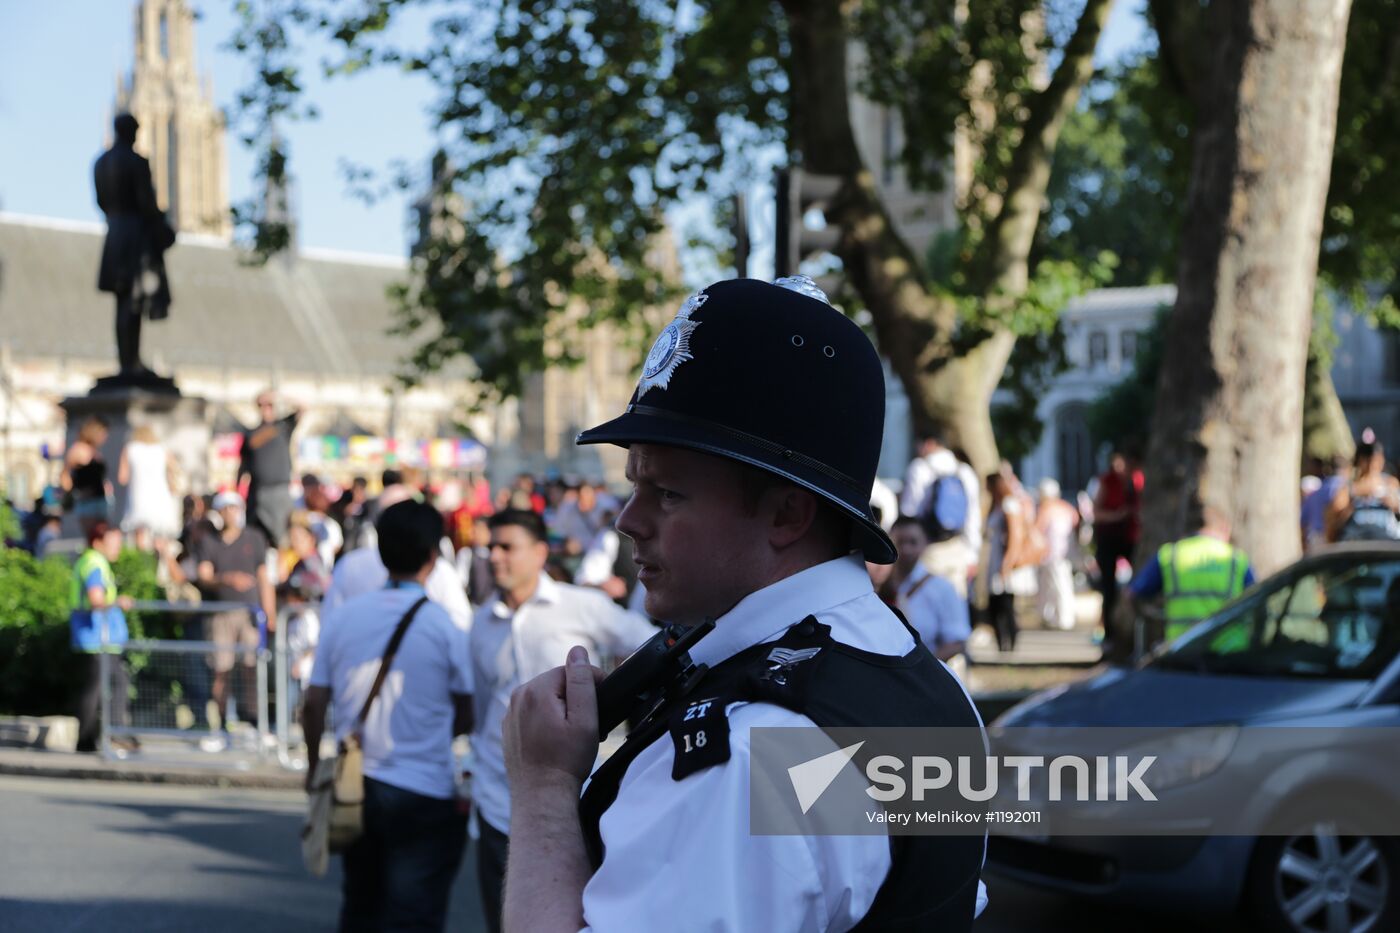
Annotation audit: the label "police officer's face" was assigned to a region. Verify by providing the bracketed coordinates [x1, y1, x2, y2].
[489, 523, 549, 593]
[617, 444, 771, 625]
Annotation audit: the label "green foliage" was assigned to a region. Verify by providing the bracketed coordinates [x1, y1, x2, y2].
[1320, 0, 1400, 322]
[0, 547, 176, 716]
[229, 0, 1119, 416]
[1086, 306, 1168, 456]
[112, 548, 181, 642]
[0, 495, 20, 543]
[1049, 0, 1400, 313]
[1038, 55, 1192, 286]
[0, 547, 81, 716]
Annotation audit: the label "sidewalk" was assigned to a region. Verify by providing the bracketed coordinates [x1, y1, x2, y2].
[965, 626, 1103, 667]
[0, 745, 303, 790]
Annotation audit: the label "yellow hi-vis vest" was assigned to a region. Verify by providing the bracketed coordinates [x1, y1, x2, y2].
[1160, 535, 1249, 641]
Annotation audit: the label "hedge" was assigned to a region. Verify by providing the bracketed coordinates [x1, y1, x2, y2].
[0, 545, 176, 716]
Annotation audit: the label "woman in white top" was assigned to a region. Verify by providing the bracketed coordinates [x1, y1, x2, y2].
[118, 425, 180, 538]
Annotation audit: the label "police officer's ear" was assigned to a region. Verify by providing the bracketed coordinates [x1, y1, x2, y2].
[766, 484, 826, 551]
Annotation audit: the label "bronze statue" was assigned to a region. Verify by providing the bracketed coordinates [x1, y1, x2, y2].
[94, 113, 176, 389]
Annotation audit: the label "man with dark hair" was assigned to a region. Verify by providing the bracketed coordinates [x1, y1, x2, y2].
[302, 500, 474, 931]
[500, 277, 987, 932]
[469, 508, 655, 933]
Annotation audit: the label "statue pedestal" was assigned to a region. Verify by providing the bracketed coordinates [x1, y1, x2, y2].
[92, 371, 180, 396]
[60, 389, 211, 538]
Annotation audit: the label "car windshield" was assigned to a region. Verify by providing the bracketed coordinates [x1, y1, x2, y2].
[1151, 556, 1400, 679]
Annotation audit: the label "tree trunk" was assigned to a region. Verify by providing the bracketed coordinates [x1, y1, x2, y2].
[1141, 0, 1353, 577]
[911, 330, 1017, 477]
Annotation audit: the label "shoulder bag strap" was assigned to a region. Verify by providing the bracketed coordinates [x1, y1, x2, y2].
[354, 595, 430, 729]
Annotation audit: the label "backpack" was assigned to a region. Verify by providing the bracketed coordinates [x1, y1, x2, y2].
[1340, 491, 1400, 542]
[920, 474, 969, 543]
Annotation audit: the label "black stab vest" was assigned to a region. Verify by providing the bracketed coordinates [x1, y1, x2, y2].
[579, 614, 985, 932]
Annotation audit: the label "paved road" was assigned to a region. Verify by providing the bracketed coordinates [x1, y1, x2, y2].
[0, 775, 1239, 932]
[0, 776, 485, 933]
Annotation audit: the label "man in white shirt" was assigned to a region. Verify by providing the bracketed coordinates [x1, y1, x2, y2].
[899, 434, 982, 598]
[301, 500, 474, 932]
[498, 277, 987, 932]
[471, 508, 656, 933]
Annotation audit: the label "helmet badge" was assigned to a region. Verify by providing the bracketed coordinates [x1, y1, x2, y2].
[638, 289, 707, 398]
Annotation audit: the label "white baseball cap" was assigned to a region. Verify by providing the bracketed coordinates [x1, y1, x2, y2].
[212, 490, 245, 510]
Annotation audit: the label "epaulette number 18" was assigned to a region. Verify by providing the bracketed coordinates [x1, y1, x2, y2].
[670, 696, 731, 780]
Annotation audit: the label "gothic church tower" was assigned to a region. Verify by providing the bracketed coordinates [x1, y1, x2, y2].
[114, 0, 231, 238]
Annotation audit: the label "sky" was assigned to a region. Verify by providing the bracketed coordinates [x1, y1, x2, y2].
[0, 1, 1150, 262]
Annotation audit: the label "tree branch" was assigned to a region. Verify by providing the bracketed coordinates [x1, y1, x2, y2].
[975, 0, 1116, 294]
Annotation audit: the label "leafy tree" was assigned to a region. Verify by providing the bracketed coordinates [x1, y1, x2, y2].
[229, 0, 1118, 476]
[1038, 57, 1191, 287]
[0, 548, 80, 715]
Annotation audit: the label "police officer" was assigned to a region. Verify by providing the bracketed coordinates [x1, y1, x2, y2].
[1127, 504, 1255, 642]
[500, 277, 987, 932]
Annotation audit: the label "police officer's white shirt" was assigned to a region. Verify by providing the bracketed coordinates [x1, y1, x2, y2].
[309, 584, 472, 800]
[323, 546, 474, 634]
[581, 554, 988, 932]
[471, 573, 657, 834]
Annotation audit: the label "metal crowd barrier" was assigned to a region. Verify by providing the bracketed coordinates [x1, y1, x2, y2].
[99, 600, 271, 765]
[273, 600, 342, 771]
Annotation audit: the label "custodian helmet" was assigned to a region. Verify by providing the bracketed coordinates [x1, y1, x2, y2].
[576, 275, 896, 564]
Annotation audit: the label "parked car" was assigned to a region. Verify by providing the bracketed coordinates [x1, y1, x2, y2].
[988, 542, 1400, 933]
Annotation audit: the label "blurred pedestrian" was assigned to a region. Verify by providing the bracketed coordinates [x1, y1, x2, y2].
[1091, 451, 1142, 630]
[193, 491, 274, 734]
[1128, 505, 1255, 643]
[456, 516, 496, 608]
[899, 433, 981, 599]
[889, 517, 971, 676]
[117, 425, 179, 539]
[239, 389, 300, 548]
[302, 500, 474, 932]
[1301, 455, 1349, 552]
[986, 471, 1035, 652]
[1326, 431, 1400, 542]
[70, 522, 135, 753]
[470, 508, 655, 933]
[333, 476, 371, 554]
[299, 474, 343, 569]
[1035, 479, 1080, 631]
[62, 416, 113, 536]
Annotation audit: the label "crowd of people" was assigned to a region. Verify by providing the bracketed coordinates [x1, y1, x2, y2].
[6, 369, 1400, 931]
[889, 426, 1400, 658]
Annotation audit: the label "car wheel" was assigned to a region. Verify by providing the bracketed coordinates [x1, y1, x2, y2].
[1247, 818, 1397, 933]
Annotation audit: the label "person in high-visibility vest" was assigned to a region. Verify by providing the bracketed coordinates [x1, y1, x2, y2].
[1126, 506, 1255, 642]
[70, 521, 136, 753]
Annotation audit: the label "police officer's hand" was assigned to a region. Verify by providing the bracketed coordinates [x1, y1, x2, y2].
[504, 646, 604, 791]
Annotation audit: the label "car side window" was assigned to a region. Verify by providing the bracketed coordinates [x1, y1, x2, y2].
[1161, 557, 1400, 679]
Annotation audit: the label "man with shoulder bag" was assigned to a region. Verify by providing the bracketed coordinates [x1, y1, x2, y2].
[301, 500, 474, 932]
